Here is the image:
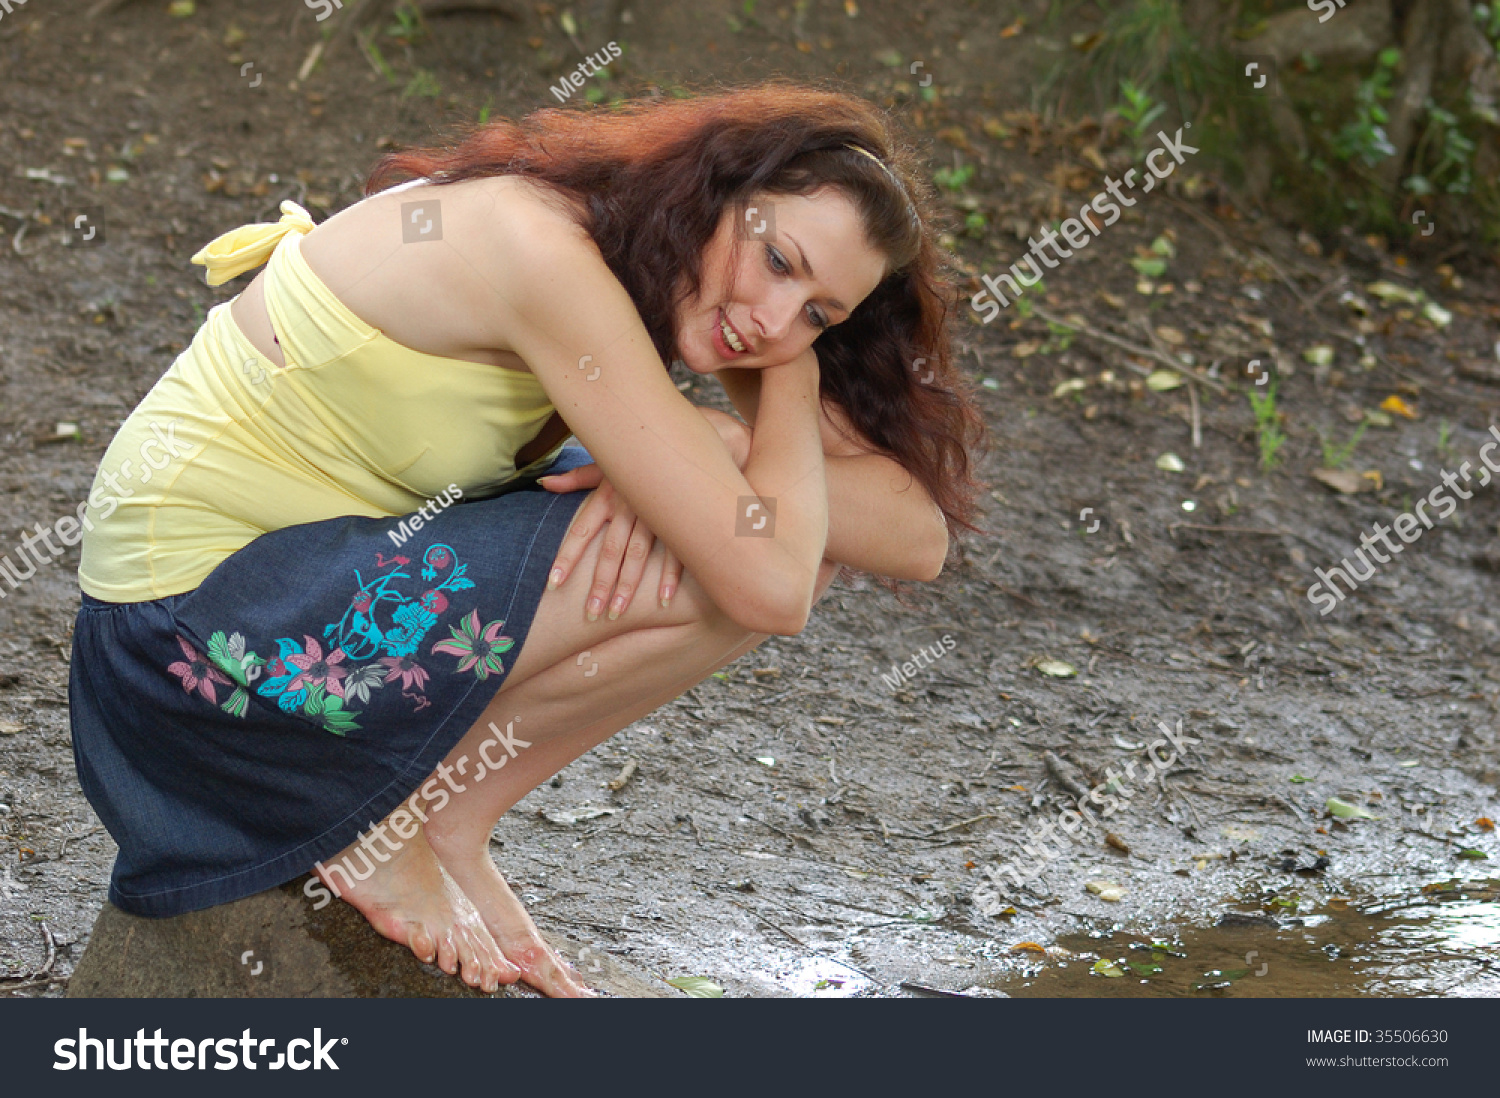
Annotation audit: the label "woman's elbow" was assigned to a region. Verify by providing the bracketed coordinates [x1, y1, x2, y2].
[720, 579, 815, 636]
[910, 519, 949, 582]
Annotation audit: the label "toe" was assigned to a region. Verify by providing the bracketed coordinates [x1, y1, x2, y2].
[407, 924, 438, 966]
[434, 928, 461, 975]
[507, 937, 594, 998]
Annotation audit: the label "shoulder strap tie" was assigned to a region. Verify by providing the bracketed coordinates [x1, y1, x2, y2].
[190, 200, 316, 287]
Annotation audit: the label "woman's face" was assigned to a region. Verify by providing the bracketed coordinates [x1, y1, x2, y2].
[675, 187, 889, 374]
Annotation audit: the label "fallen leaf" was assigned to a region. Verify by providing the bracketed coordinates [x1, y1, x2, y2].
[0, 722, 22, 736]
[1011, 340, 1041, 358]
[999, 18, 1025, 38]
[1010, 942, 1047, 954]
[1154, 326, 1186, 345]
[1366, 280, 1422, 305]
[1311, 468, 1371, 495]
[1156, 452, 1186, 473]
[1303, 345, 1335, 366]
[1288, 774, 1312, 783]
[1422, 301, 1452, 328]
[1092, 958, 1126, 977]
[1379, 394, 1417, 419]
[1036, 659, 1076, 678]
[1326, 797, 1379, 820]
[754, 756, 776, 766]
[1053, 378, 1087, 397]
[1150, 234, 1176, 258]
[1130, 256, 1167, 278]
[1146, 369, 1184, 391]
[666, 976, 725, 998]
[1085, 879, 1125, 901]
[1105, 832, 1130, 854]
[1477, 818, 1495, 831]
[1457, 849, 1489, 860]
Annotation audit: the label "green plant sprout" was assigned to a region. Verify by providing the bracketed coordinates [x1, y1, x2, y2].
[1319, 420, 1367, 469]
[1116, 78, 1166, 155]
[1332, 48, 1400, 167]
[933, 163, 975, 191]
[1249, 375, 1286, 472]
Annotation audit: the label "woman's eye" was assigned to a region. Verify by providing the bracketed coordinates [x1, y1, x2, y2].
[806, 305, 828, 330]
[766, 245, 790, 275]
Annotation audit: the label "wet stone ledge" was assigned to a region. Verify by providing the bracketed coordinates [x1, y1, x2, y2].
[67, 877, 666, 998]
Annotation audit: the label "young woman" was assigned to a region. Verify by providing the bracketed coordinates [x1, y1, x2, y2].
[69, 83, 984, 997]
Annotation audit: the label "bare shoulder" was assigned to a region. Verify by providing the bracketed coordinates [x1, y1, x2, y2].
[296, 174, 605, 364]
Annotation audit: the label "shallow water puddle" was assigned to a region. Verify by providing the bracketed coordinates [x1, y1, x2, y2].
[987, 878, 1500, 998]
[777, 955, 875, 997]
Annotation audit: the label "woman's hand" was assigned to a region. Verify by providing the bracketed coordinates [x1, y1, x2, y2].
[539, 407, 752, 619]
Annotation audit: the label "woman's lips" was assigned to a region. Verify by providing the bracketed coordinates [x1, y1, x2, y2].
[714, 308, 748, 359]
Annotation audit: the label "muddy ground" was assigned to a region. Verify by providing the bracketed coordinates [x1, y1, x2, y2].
[1, 0, 1497, 998]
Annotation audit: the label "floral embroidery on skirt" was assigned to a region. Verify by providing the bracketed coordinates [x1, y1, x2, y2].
[166, 542, 514, 735]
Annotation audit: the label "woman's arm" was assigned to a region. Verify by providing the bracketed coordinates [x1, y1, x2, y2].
[484, 213, 829, 635]
[539, 406, 754, 618]
[717, 367, 948, 581]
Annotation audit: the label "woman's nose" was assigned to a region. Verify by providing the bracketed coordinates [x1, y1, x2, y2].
[753, 291, 801, 343]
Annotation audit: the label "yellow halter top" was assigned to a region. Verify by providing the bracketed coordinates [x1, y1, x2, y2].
[78, 201, 565, 602]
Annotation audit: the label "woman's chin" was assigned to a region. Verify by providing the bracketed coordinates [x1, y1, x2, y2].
[680, 348, 719, 375]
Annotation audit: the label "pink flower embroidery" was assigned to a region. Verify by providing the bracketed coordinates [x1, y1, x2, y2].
[379, 654, 430, 692]
[168, 634, 232, 703]
[285, 635, 350, 699]
[431, 609, 514, 680]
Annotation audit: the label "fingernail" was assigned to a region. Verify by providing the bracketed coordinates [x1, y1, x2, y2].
[608, 596, 624, 620]
[660, 585, 675, 606]
[548, 568, 564, 589]
[587, 598, 602, 621]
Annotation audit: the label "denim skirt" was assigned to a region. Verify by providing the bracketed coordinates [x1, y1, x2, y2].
[68, 445, 594, 917]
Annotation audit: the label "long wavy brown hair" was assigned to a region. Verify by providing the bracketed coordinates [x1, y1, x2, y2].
[368, 81, 987, 547]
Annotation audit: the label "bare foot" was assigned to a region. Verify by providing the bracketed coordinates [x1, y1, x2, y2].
[316, 825, 520, 993]
[426, 834, 597, 997]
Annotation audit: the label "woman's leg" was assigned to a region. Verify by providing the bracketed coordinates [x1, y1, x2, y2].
[429, 530, 840, 996]
[331, 505, 838, 996]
